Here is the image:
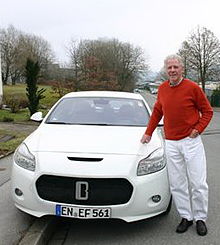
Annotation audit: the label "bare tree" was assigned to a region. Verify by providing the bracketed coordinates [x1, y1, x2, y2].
[17, 33, 54, 80]
[67, 38, 149, 91]
[178, 41, 191, 77]
[155, 67, 168, 81]
[0, 25, 21, 84]
[178, 26, 220, 91]
[67, 39, 82, 91]
[0, 25, 55, 85]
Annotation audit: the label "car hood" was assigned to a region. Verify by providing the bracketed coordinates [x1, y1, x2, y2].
[25, 124, 162, 156]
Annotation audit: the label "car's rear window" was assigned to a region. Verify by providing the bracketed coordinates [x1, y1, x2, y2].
[46, 97, 149, 126]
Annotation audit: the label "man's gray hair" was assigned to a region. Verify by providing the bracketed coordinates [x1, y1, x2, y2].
[164, 54, 184, 67]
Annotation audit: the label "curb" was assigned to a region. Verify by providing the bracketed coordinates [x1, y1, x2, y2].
[0, 151, 13, 159]
[213, 107, 220, 112]
[0, 153, 58, 245]
[19, 216, 58, 245]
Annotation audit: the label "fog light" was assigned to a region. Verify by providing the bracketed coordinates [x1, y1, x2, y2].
[152, 195, 161, 203]
[15, 188, 23, 196]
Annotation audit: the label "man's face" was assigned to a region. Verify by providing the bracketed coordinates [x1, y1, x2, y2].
[165, 59, 183, 83]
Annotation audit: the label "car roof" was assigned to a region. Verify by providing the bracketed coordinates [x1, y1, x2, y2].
[63, 91, 144, 100]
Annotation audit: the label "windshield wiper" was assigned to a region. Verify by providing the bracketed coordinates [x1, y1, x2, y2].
[46, 122, 116, 126]
[46, 121, 71, 124]
[75, 123, 115, 126]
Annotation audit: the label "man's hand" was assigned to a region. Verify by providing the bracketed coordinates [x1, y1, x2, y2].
[189, 129, 199, 138]
[141, 134, 152, 144]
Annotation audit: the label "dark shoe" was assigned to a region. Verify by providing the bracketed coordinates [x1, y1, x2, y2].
[176, 218, 193, 233]
[196, 220, 207, 236]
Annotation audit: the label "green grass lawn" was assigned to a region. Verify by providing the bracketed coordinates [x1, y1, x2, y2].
[0, 108, 30, 122]
[0, 129, 29, 155]
[1, 84, 60, 122]
[3, 84, 60, 109]
[0, 108, 50, 122]
[0, 84, 60, 155]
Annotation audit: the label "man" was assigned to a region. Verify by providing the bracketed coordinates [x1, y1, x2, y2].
[141, 55, 213, 236]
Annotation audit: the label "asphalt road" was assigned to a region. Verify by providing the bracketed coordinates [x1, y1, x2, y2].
[0, 122, 38, 245]
[48, 92, 220, 245]
[0, 154, 35, 245]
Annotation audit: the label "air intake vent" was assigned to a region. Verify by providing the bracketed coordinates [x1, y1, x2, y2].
[67, 157, 103, 162]
[36, 175, 133, 205]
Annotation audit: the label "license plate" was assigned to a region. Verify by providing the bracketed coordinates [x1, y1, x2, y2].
[55, 204, 111, 219]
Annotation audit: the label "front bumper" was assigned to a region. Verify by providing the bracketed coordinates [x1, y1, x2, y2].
[11, 153, 171, 222]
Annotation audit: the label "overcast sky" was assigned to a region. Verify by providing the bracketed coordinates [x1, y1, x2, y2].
[1, 0, 220, 72]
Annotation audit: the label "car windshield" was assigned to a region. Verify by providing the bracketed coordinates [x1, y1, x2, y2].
[46, 97, 149, 126]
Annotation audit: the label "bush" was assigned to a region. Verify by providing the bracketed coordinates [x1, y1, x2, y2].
[2, 116, 14, 122]
[3, 94, 29, 113]
[3, 84, 59, 111]
[211, 87, 220, 107]
[19, 98, 29, 108]
[51, 80, 73, 98]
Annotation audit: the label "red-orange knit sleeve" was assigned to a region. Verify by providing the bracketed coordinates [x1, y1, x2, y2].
[145, 96, 163, 136]
[193, 86, 213, 133]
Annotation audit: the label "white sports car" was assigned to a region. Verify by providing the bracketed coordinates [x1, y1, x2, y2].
[11, 91, 171, 222]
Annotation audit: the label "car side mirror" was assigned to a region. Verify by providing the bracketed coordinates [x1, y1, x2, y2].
[30, 112, 43, 122]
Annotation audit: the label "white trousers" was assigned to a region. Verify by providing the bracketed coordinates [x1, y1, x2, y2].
[165, 136, 208, 221]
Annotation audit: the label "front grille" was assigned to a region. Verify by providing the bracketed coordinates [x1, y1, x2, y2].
[36, 175, 133, 205]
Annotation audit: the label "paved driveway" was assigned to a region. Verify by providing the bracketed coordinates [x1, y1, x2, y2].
[0, 122, 38, 134]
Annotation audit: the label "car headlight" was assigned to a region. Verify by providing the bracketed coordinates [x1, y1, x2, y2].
[14, 143, 36, 171]
[137, 147, 166, 176]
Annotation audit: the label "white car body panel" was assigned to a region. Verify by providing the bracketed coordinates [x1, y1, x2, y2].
[26, 125, 162, 155]
[11, 91, 171, 222]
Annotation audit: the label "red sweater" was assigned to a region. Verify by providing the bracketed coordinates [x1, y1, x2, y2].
[145, 79, 213, 140]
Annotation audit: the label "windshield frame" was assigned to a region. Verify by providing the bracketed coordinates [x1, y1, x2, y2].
[45, 96, 150, 127]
